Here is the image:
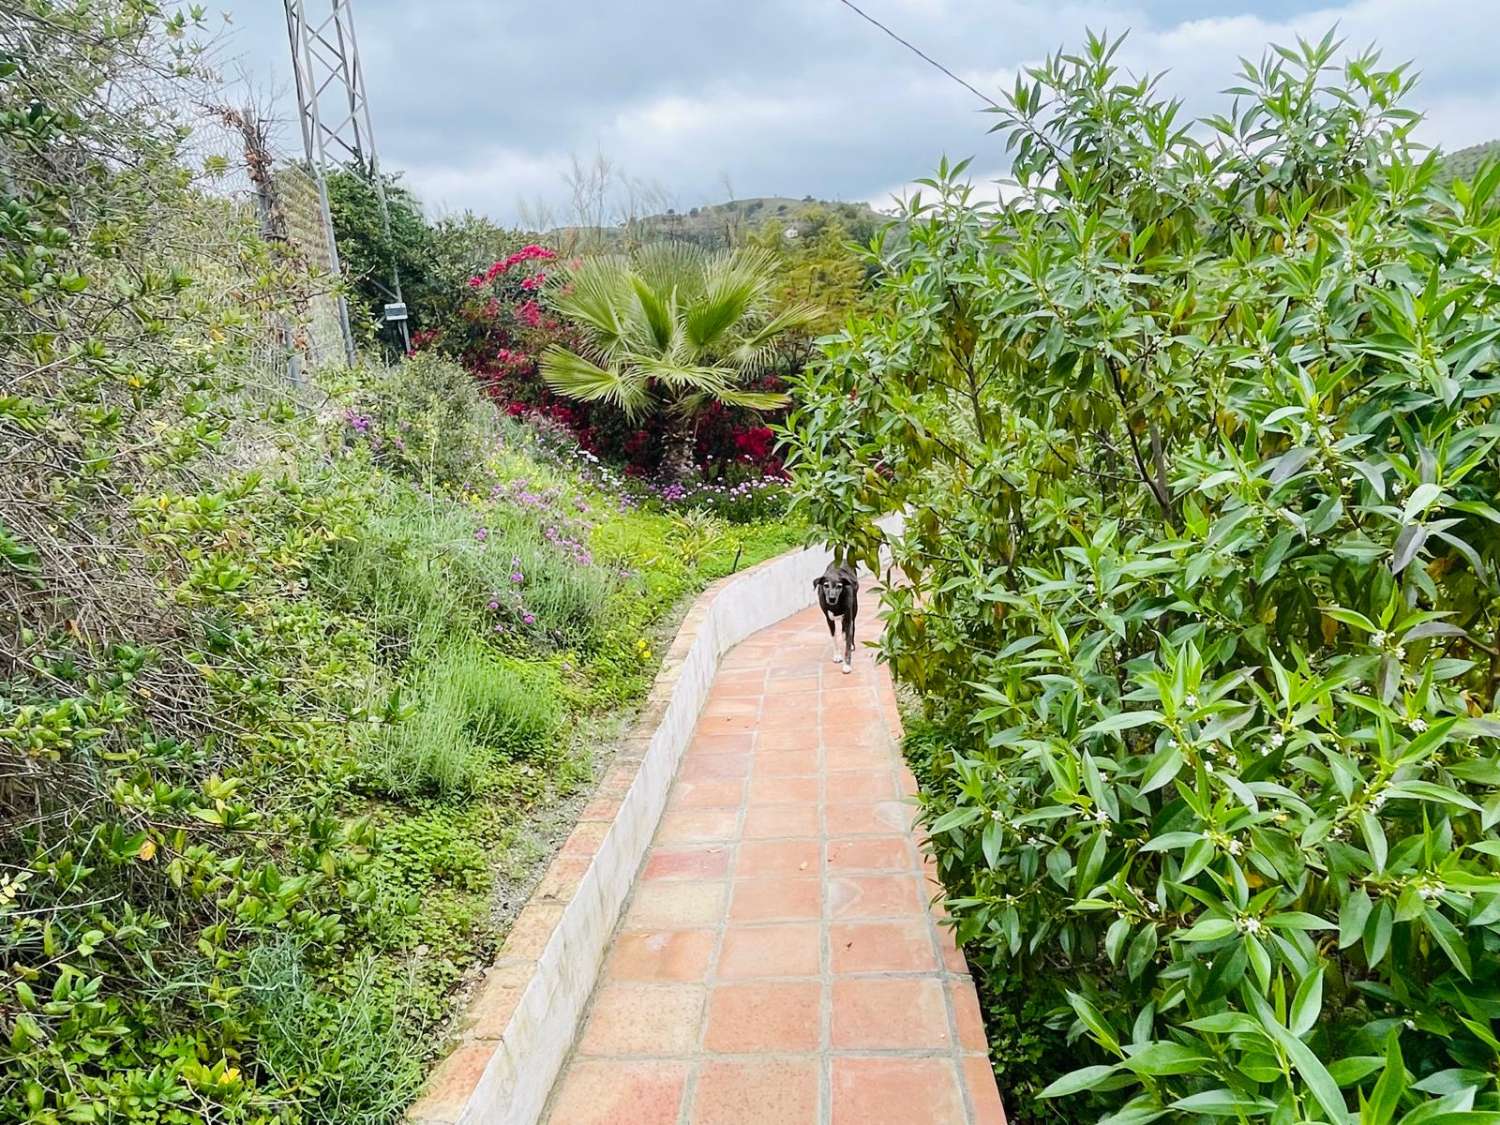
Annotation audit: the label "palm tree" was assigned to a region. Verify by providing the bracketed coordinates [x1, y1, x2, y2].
[539, 243, 816, 481]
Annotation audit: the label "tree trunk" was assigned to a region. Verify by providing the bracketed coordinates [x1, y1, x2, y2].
[661, 415, 699, 483]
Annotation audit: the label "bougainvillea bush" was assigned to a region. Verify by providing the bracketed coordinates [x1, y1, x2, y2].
[441, 243, 799, 485]
[784, 31, 1500, 1123]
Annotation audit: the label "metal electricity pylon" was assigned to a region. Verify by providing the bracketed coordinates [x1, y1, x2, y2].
[284, 0, 407, 360]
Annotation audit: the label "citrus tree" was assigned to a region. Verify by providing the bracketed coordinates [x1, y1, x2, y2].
[783, 31, 1500, 1121]
[540, 244, 814, 479]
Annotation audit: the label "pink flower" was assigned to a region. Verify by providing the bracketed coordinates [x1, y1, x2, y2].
[467, 274, 485, 288]
[475, 527, 489, 542]
[520, 272, 547, 291]
[517, 300, 542, 327]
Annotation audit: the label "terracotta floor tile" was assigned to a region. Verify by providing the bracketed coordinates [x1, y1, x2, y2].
[700, 713, 758, 735]
[828, 874, 924, 919]
[965, 1054, 1010, 1125]
[606, 929, 716, 982]
[753, 749, 820, 778]
[704, 981, 821, 1052]
[547, 599, 1007, 1125]
[717, 922, 821, 979]
[578, 984, 705, 1056]
[689, 1058, 820, 1125]
[742, 804, 820, 839]
[656, 808, 739, 844]
[669, 778, 747, 809]
[747, 775, 821, 806]
[830, 920, 941, 974]
[831, 1057, 965, 1125]
[679, 752, 753, 781]
[827, 768, 901, 800]
[826, 835, 918, 873]
[642, 846, 731, 882]
[623, 881, 727, 929]
[825, 743, 892, 769]
[691, 732, 756, 755]
[729, 878, 822, 923]
[831, 978, 951, 1049]
[950, 981, 989, 1053]
[755, 728, 821, 751]
[736, 839, 820, 878]
[547, 1059, 690, 1125]
[702, 697, 760, 718]
[826, 800, 915, 837]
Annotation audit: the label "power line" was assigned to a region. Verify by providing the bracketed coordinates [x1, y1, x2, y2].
[834, 0, 1001, 110]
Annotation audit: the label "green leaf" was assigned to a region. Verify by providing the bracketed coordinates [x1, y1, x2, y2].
[1171, 1090, 1278, 1115]
[1039, 1064, 1118, 1098]
[1178, 917, 1238, 942]
[1290, 966, 1323, 1036]
[1364, 1028, 1405, 1125]
[1340, 890, 1373, 949]
[1083, 711, 1163, 735]
[1255, 1002, 1350, 1124]
[1122, 1040, 1212, 1076]
[1067, 991, 1122, 1056]
[1106, 916, 1131, 965]
[1422, 909, 1472, 979]
[929, 805, 983, 833]
[1138, 745, 1185, 794]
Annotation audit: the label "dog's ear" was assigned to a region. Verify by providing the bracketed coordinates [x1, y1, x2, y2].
[813, 576, 825, 590]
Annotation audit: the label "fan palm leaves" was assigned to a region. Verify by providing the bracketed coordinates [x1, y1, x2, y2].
[540, 244, 816, 478]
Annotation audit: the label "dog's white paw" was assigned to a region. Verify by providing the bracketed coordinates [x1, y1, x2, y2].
[841, 661, 852, 675]
[831, 652, 844, 664]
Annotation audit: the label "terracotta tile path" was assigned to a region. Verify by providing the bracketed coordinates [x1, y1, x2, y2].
[542, 595, 1006, 1124]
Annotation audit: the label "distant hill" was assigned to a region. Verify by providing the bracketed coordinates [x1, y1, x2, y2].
[550, 196, 887, 252]
[1438, 139, 1500, 184]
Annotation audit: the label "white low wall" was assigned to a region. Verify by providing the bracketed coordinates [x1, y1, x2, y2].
[408, 515, 903, 1125]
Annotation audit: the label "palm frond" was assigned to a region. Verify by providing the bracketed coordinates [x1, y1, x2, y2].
[730, 301, 821, 372]
[630, 354, 734, 394]
[539, 345, 651, 418]
[633, 242, 709, 303]
[684, 246, 781, 350]
[712, 386, 792, 412]
[629, 275, 678, 353]
[550, 256, 634, 356]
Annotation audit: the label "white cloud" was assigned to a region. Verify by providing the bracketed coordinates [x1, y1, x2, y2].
[223, 0, 1500, 226]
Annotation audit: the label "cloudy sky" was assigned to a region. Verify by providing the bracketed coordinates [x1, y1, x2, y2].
[223, 1, 1498, 225]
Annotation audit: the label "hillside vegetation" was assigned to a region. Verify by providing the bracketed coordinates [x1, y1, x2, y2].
[551, 196, 886, 252]
[1440, 139, 1500, 185]
[0, 6, 800, 1122]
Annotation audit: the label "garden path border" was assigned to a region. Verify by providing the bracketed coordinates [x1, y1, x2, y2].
[406, 517, 903, 1125]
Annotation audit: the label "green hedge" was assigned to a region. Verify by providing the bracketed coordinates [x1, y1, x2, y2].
[785, 31, 1500, 1123]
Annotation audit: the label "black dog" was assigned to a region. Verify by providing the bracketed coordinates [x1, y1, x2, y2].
[814, 562, 859, 674]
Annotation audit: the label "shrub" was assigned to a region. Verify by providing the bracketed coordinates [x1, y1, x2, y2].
[785, 31, 1500, 1122]
[367, 643, 563, 797]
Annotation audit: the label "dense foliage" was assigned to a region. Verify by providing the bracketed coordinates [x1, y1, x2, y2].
[538, 244, 815, 480]
[326, 168, 525, 346]
[0, 7, 801, 1122]
[785, 32, 1500, 1122]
